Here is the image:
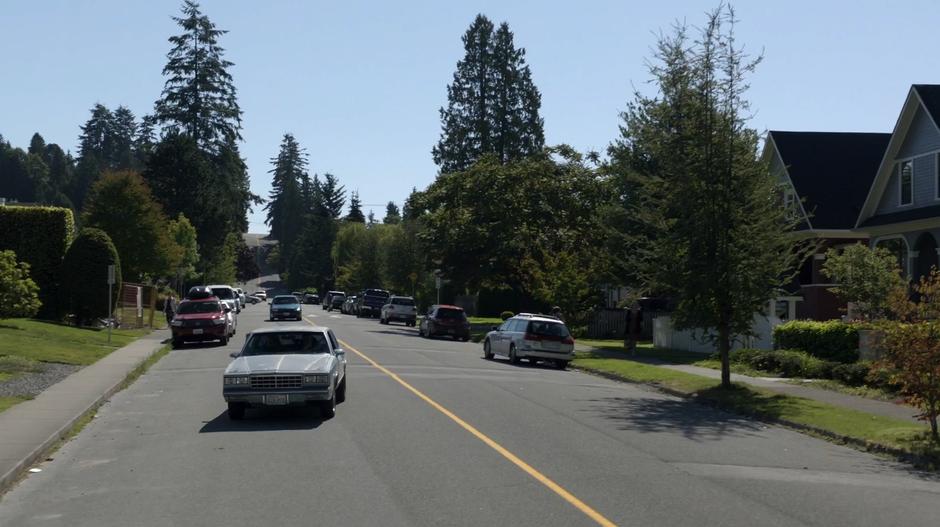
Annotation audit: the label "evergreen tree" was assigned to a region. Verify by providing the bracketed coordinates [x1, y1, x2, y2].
[612, 7, 810, 387]
[264, 134, 308, 267]
[346, 191, 365, 223]
[78, 103, 116, 163]
[112, 106, 138, 170]
[383, 201, 401, 224]
[154, 0, 242, 151]
[28, 133, 46, 156]
[367, 210, 376, 225]
[317, 173, 346, 219]
[432, 14, 544, 173]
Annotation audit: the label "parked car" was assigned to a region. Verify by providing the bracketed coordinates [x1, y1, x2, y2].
[380, 296, 417, 326]
[170, 296, 234, 348]
[222, 326, 347, 420]
[269, 295, 303, 320]
[291, 291, 304, 303]
[323, 290, 345, 310]
[303, 292, 320, 305]
[356, 288, 390, 318]
[329, 293, 346, 311]
[342, 295, 358, 315]
[483, 313, 575, 369]
[245, 295, 262, 304]
[253, 290, 267, 301]
[207, 284, 240, 314]
[419, 305, 470, 341]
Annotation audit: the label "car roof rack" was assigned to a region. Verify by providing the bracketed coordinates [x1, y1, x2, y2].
[516, 312, 561, 321]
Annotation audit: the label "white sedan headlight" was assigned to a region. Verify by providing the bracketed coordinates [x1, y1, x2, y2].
[304, 374, 329, 384]
[224, 376, 249, 385]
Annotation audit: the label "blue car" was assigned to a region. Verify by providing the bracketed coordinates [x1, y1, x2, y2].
[269, 295, 302, 321]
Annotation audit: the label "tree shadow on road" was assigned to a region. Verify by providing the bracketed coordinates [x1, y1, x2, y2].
[590, 395, 767, 441]
[199, 406, 324, 433]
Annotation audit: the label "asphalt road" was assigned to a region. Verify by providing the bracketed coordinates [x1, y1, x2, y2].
[3, 284, 940, 526]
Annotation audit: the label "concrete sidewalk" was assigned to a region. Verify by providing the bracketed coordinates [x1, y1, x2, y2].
[0, 329, 170, 493]
[576, 344, 923, 425]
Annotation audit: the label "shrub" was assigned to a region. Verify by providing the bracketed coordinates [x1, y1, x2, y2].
[728, 348, 761, 364]
[500, 311, 514, 321]
[62, 228, 121, 325]
[0, 250, 41, 318]
[0, 206, 75, 318]
[729, 348, 837, 379]
[831, 362, 871, 387]
[773, 320, 859, 363]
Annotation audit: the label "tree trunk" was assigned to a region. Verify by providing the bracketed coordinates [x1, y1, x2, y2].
[930, 415, 938, 441]
[718, 321, 732, 388]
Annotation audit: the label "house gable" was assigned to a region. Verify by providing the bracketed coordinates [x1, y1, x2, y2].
[857, 86, 940, 227]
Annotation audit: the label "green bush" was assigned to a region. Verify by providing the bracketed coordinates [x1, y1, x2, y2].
[831, 362, 871, 387]
[729, 348, 838, 379]
[500, 311, 514, 321]
[61, 228, 121, 325]
[0, 206, 75, 318]
[773, 320, 859, 363]
[0, 250, 41, 318]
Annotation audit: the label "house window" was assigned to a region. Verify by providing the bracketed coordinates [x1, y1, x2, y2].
[899, 160, 913, 206]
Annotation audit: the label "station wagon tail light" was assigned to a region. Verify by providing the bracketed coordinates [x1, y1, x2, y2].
[562, 336, 575, 345]
[304, 374, 329, 384]
[224, 376, 249, 385]
[524, 332, 543, 341]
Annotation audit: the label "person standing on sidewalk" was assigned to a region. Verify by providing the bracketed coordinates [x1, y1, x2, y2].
[164, 294, 176, 326]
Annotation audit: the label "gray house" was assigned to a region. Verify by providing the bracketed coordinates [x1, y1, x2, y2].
[856, 85, 940, 284]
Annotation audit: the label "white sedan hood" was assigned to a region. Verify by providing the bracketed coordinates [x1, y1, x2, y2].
[225, 354, 333, 375]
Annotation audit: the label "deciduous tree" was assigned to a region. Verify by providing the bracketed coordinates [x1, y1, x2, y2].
[0, 250, 41, 319]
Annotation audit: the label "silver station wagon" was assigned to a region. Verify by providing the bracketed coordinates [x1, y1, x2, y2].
[223, 326, 347, 420]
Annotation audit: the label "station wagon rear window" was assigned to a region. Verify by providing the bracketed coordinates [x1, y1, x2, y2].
[243, 332, 330, 356]
[527, 321, 570, 338]
[391, 298, 415, 305]
[436, 308, 466, 320]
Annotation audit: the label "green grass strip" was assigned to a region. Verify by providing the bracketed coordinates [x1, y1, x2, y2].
[573, 352, 940, 467]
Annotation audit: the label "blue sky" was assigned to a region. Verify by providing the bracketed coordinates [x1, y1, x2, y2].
[3, 1, 940, 232]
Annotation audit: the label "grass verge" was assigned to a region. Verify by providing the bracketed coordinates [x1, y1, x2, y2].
[0, 319, 149, 366]
[572, 351, 940, 469]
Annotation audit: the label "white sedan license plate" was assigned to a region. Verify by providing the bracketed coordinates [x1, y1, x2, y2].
[265, 394, 288, 405]
[192, 328, 203, 335]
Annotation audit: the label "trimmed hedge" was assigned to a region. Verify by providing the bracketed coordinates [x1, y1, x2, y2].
[773, 320, 859, 363]
[0, 206, 75, 318]
[62, 228, 121, 325]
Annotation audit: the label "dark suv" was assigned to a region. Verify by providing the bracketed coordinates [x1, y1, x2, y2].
[419, 305, 471, 341]
[356, 288, 390, 318]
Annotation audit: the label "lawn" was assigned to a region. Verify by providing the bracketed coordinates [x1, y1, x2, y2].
[572, 351, 939, 466]
[0, 319, 149, 366]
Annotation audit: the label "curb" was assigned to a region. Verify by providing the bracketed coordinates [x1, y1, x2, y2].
[0, 338, 170, 494]
[573, 364, 939, 470]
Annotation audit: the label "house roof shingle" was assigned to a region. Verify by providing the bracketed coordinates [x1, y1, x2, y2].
[770, 131, 890, 230]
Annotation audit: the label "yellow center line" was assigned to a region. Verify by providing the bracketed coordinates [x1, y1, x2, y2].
[334, 335, 619, 527]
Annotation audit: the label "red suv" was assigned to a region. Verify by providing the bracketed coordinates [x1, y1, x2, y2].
[170, 296, 234, 348]
[419, 305, 471, 341]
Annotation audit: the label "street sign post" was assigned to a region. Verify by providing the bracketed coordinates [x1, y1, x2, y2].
[107, 265, 115, 344]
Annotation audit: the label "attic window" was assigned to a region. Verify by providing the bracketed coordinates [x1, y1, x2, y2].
[899, 160, 913, 206]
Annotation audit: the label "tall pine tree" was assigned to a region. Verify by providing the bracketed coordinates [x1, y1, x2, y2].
[154, 0, 241, 151]
[432, 14, 544, 173]
[345, 191, 365, 223]
[318, 173, 346, 220]
[383, 201, 401, 224]
[264, 134, 308, 267]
